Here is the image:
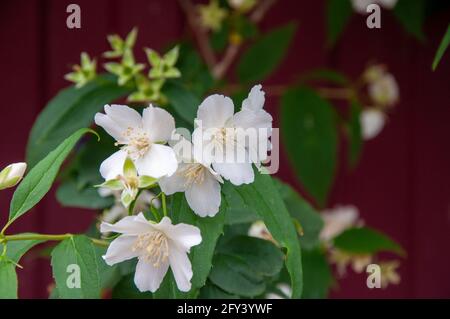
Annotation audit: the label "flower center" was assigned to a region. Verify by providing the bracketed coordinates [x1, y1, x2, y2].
[133, 231, 169, 268]
[118, 128, 151, 160]
[179, 163, 205, 187]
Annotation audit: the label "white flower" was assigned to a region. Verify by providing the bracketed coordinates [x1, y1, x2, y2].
[360, 108, 386, 140]
[368, 73, 399, 108]
[192, 85, 272, 186]
[0, 162, 27, 190]
[351, 0, 398, 14]
[99, 189, 160, 224]
[320, 205, 359, 242]
[159, 138, 223, 217]
[266, 283, 292, 299]
[95, 104, 178, 179]
[248, 220, 276, 244]
[101, 214, 202, 292]
[228, 0, 256, 12]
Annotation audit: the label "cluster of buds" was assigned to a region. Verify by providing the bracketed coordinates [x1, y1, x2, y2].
[65, 28, 181, 105]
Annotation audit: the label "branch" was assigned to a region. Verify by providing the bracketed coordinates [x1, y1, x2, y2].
[212, 0, 277, 79]
[178, 0, 217, 70]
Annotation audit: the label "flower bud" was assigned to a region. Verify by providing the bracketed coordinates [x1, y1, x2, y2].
[0, 162, 27, 190]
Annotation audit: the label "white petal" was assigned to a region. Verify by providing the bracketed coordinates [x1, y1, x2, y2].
[100, 213, 151, 235]
[142, 105, 175, 143]
[153, 218, 202, 251]
[196, 94, 234, 128]
[135, 144, 178, 178]
[134, 257, 169, 293]
[213, 161, 254, 186]
[95, 104, 142, 141]
[99, 150, 128, 180]
[360, 109, 386, 140]
[168, 245, 193, 292]
[102, 235, 139, 266]
[158, 164, 189, 195]
[185, 172, 221, 217]
[233, 109, 273, 130]
[242, 84, 265, 111]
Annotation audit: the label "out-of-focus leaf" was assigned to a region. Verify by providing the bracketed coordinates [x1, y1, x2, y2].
[348, 101, 363, 168]
[393, 0, 425, 41]
[432, 23, 450, 70]
[281, 87, 338, 207]
[326, 0, 352, 47]
[301, 248, 334, 299]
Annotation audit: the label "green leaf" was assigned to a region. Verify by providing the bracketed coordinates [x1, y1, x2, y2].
[432, 23, 450, 70]
[326, 0, 352, 47]
[56, 179, 114, 209]
[163, 81, 200, 123]
[302, 68, 350, 85]
[281, 87, 338, 207]
[0, 260, 18, 299]
[218, 236, 284, 277]
[393, 0, 425, 41]
[233, 171, 303, 298]
[5, 233, 44, 263]
[237, 23, 296, 83]
[348, 101, 363, 168]
[26, 74, 130, 167]
[199, 282, 240, 299]
[301, 248, 334, 299]
[334, 227, 405, 256]
[275, 180, 324, 249]
[9, 129, 97, 224]
[51, 235, 101, 299]
[222, 182, 258, 225]
[154, 193, 225, 298]
[112, 274, 153, 299]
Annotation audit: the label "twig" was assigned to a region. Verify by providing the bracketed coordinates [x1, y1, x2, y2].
[212, 0, 277, 79]
[178, 0, 217, 70]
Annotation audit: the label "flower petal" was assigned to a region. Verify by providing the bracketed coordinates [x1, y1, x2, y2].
[185, 171, 221, 217]
[196, 94, 234, 128]
[242, 84, 265, 111]
[100, 213, 151, 235]
[233, 109, 273, 130]
[134, 257, 169, 292]
[135, 144, 178, 178]
[95, 104, 142, 142]
[99, 150, 128, 180]
[142, 104, 175, 143]
[102, 235, 139, 266]
[158, 164, 189, 195]
[360, 109, 386, 140]
[212, 161, 254, 186]
[168, 245, 193, 292]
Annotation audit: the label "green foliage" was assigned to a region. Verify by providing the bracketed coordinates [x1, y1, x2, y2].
[281, 87, 338, 207]
[51, 235, 101, 299]
[275, 180, 324, 249]
[112, 274, 153, 299]
[326, 0, 352, 47]
[5, 233, 44, 264]
[237, 23, 296, 82]
[334, 227, 405, 256]
[163, 80, 201, 124]
[348, 101, 363, 168]
[432, 23, 450, 70]
[56, 179, 114, 209]
[301, 248, 334, 298]
[9, 129, 97, 225]
[199, 282, 239, 299]
[222, 181, 258, 225]
[231, 171, 303, 298]
[0, 260, 17, 299]
[26, 74, 130, 167]
[393, 0, 425, 41]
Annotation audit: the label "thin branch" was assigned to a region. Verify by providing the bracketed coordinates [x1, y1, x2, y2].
[178, 0, 217, 70]
[212, 0, 277, 79]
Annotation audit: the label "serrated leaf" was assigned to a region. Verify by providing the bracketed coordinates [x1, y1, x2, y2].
[233, 171, 303, 298]
[432, 23, 450, 70]
[9, 129, 97, 224]
[237, 23, 296, 82]
[26, 74, 130, 167]
[281, 87, 338, 207]
[51, 235, 101, 299]
[0, 260, 18, 299]
[334, 227, 405, 256]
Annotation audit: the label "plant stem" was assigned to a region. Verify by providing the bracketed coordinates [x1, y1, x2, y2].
[1, 233, 109, 247]
[161, 193, 167, 217]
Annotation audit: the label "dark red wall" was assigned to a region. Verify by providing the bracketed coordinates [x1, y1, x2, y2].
[0, 0, 449, 298]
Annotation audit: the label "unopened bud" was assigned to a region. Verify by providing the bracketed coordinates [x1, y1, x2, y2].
[0, 162, 27, 190]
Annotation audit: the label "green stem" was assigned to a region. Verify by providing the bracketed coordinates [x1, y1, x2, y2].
[128, 189, 143, 216]
[161, 192, 167, 217]
[1, 233, 109, 247]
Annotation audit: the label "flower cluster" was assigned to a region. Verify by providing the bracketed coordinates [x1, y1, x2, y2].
[95, 85, 272, 292]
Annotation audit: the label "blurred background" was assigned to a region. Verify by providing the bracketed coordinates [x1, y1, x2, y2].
[0, 0, 449, 298]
